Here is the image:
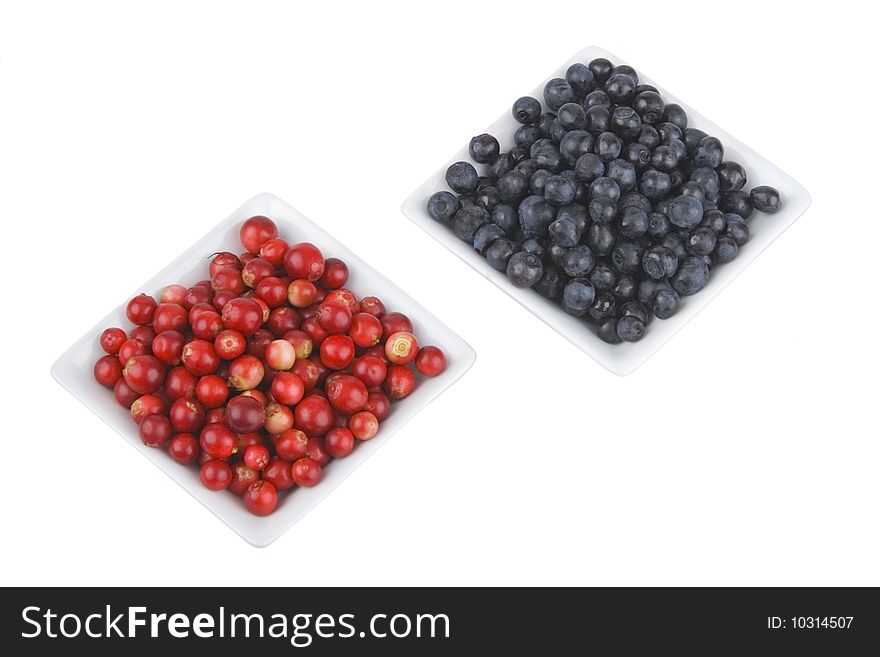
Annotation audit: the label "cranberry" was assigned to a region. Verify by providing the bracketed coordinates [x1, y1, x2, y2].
[267, 306, 301, 336]
[160, 284, 188, 305]
[131, 394, 167, 423]
[263, 456, 295, 490]
[225, 395, 267, 433]
[153, 303, 188, 333]
[128, 325, 157, 345]
[241, 257, 274, 289]
[291, 457, 322, 487]
[183, 285, 213, 310]
[165, 366, 197, 401]
[209, 251, 242, 278]
[291, 358, 319, 391]
[275, 429, 309, 461]
[126, 293, 158, 325]
[118, 338, 149, 364]
[364, 391, 391, 421]
[191, 310, 223, 341]
[211, 267, 245, 295]
[294, 395, 334, 436]
[241, 480, 277, 515]
[221, 297, 263, 336]
[123, 355, 165, 394]
[199, 422, 238, 460]
[385, 331, 419, 365]
[259, 237, 289, 267]
[152, 330, 185, 366]
[326, 374, 368, 414]
[200, 459, 233, 491]
[169, 397, 206, 433]
[283, 242, 325, 281]
[324, 289, 359, 314]
[240, 389, 268, 407]
[320, 334, 355, 370]
[306, 435, 331, 466]
[301, 315, 329, 346]
[317, 300, 353, 335]
[214, 329, 246, 360]
[139, 414, 173, 448]
[415, 345, 447, 376]
[287, 279, 318, 308]
[349, 411, 379, 440]
[114, 378, 140, 408]
[349, 313, 383, 348]
[310, 355, 331, 388]
[229, 462, 259, 496]
[255, 276, 288, 308]
[195, 374, 228, 408]
[271, 372, 305, 406]
[181, 339, 220, 376]
[188, 301, 216, 325]
[227, 354, 264, 390]
[94, 355, 123, 387]
[168, 433, 199, 464]
[211, 289, 237, 313]
[264, 401, 294, 434]
[352, 355, 387, 388]
[237, 432, 264, 454]
[100, 327, 127, 355]
[240, 216, 278, 254]
[243, 444, 270, 471]
[325, 427, 355, 458]
[205, 407, 226, 425]
[385, 365, 415, 400]
[359, 296, 386, 317]
[363, 345, 389, 363]
[283, 330, 313, 359]
[319, 258, 349, 289]
[240, 252, 257, 266]
[381, 311, 414, 336]
[245, 328, 274, 359]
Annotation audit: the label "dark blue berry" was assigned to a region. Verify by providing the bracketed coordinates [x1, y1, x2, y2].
[521, 238, 546, 260]
[619, 206, 649, 238]
[713, 236, 738, 264]
[496, 170, 529, 204]
[637, 278, 673, 307]
[605, 73, 636, 104]
[585, 106, 611, 134]
[584, 89, 611, 109]
[544, 175, 577, 206]
[619, 299, 649, 322]
[529, 169, 553, 196]
[566, 63, 595, 97]
[588, 291, 616, 321]
[491, 204, 518, 234]
[611, 106, 641, 139]
[597, 318, 622, 344]
[642, 245, 678, 280]
[605, 159, 637, 193]
[651, 145, 679, 172]
[671, 256, 710, 295]
[639, 169, 672, 199]
[487, 153, 515, 181]
[611, 241, 644, 274]
[512, 96, 542, 125]
[595, 132, 622, 162]
[750, 185, 781, 213]
[548, 216, 580, 247]
[591, 262, 618, 291]
[452, 205, 489, 243]
[475, 186, 500, 212]
[589, 197, 617, 224]
[588, 223, 616, 256]
[574, 153, 604, 183]
[558, 102, 586, 131]
[485, 238, 517, 271]
[718, 161, 747, 192]
[668, 194, 704, 229]
[661, 103, 688, 130]
[426, 191, 460, 223]
[638, 125, 661, 149]
[533, 143, 563, 172]
[700, 209, 726, 234]
[473, 223, 507, 254]
[563, 245, 595, 278]
[469, 134, 500, 164]
[647, 212, 670, 239]
[446, 161, 479, 194]
[616, 315, 645, 342]
[543, 78, 575, 111]
[683, 128, 708, 155]
[562, 278, 596, 316]
[557, 203, 588, 232]
[719, 190, 753, 219]
[633, 91, 665, 124]
[589, 176, 620, 201]
[559, 130, 594, 165]
[653, 289, 681, 319]
[588, 58, 613, 85]
[686, 227, 717, 256]
[690, 166, 720, 201]
[515, 125, 543, 150]
[694, 136, 724, 168]
[534, 266, 567, 299]
[724, 215, 750, 246]
[506, 251, 544, 288]
[623, 142, 652, 170]
[518, 195, 555, 238]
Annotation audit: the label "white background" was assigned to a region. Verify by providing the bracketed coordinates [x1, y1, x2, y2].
[1, 0, 877, 586]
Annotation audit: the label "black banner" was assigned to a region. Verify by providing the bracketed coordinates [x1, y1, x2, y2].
[1, 587, 876, 654]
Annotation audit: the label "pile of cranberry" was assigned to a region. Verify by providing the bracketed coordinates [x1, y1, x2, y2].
[92, 216, 447, 516]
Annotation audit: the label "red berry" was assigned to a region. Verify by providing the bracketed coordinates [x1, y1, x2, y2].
[151, 330, 185, 366]
[114, 378, 140, 408]
[164, 366, 197, 401]
[130, 394, 167, 424]
[364, 391, 391, 421]
[209, 252, 242, 278]
[241, 257, 274, 289]
[349, 313, 383, 348]
[245, 329, 274, 359]
[221, 297, 263, 336]
[225, 395, 267, 433]
[118, 338, 149, 364]
[259, 237, 289, 267]
[415, 345, 447, 376]
[168, 433, 199, 464]
[195, 374, 228, 408]
[294, 395, 334, 436]
[270, 371, 305, 406]
[263, 457, 295, 490]
[326, 374, 368, 414]
[199, 422, 238, 460]
[385, 331, 419, 365]
[183, 285, 213, 310]
[169, 397, 206, 433]
[264, 401, 295, 434]
[359, 296, 386, 317]
[316, 300, 352, 335]
[318, 257, 349, 289]
[123, 354, 166, 394]
[291, 457, 322, 487]
[139, 414, 173, 448]
[214, 329, 246, 360]
[240, 216, 278, 254]
[243, 444, 270, 471]
[160, 284, 188, 305]
[283, 330, 313, 360]
[191, 310, 223, 341]
[352, 355, 387, 388]
[126, 293, 158, 325]
[275, 429, 309, 462]
[100, 327, 127, 355]
[324, 289, 359, 313]
[181, 339, 220, 376]
[229, 462, 259, 496]
[320, 334, 355, 370]
[243, 480, 278, 516]
[205, 407, 226, 425]
[349, 411, 379, 440]
[200, 459, 233, 491]
[153, 303, 188, 333]
[301, 315, 329, 346]
[380, 312, 413, 336]
[283, 242, 325, 281]
[228, 354, 265, 390]
[325, 427, 355, 458]
[256, 276, 288, 308]
[128, 325, 157, 345]
[384, 364, 415, 399]
[94, 355, 123, 387]
[211, 290, 237, 313]
[291, 358, 319, 391]
[266, 306, 301, 336]
[211, 267, 245, 295]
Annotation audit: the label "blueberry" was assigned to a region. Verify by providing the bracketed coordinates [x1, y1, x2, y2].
[661, 233, 688, 261]
[543, 78, 575, 111]
[548, 216, 580, 247]
[584, 89, 611, 109]
[671, 255, 710, 295]
[750, 185, 781, 213]
[515, 125, 544, 150]
[518, 195, 555, 238]
[491, 204, 518, 234]
[633, 91, 665, 124]
[589, 176, 620, 201]
[446, 161, 479, 194]
[642, 245, 678, 280]
[619, 299, 649, 322]
[683, 128, 708, 155]
[556, 203, 588, 232]
[718, 161, 747, 192]
[548, 244, 569, 269]
[544, 175, 577, 206]
[719, 190, 753, 219]
[597, 318, 622, 344]
[588, 58, 613, 85]
[611, 241, 644, 274]
[548, 117, 566, 144]
[585, 106, 611, 134]
[514, 158, 540, 178]
[700, 209, 726, 234]
[647, 212, 671, 239]
[619, 207, 649, 238]
[623, 142, 652, 170]
[605, 73, 636, 104]
[529, 169, 553, 196]
[662, 103, 688, 130]
[651, 145, 679, 172]
[426, 191, 460, 223]
[612, 65, 638, 84]
[574, 153, 605, 183]
[512, 96, 542, 125]
[620, 191, 652, 213]
[496, 170, 529, 204]
[616, 315, 645, 342]
[486, 153, 515, 181]
[471, 222, 506, 254]
[668, 167, 686, 191]
[639, 169, 672, 199]
[667, 137, 687, 162]
[559, 130, 594, 165]
[562, 278, 596, 316]
[521, 238, 546, 260]
[584, 291, 614, 321]
[713, 235, 738, 264]
[469, 134, 500, 164]
[506, 251, 544, 288]
[566, 63, 595, 97]
[595, 132, 622, 162]
[452, 205, 489, 243]
[537, 113, 557, 138]
[605, 159, 637, 193]
[653, 289, 681, 319]
[475, 186, 500, 211]
[534, 266, 567, 299]
[679, 181, 705, 201]
[585, 200, 614, 227]
[638, 124, 661, 149]
[610, 106, 642, 139]
[588, 223, 616, 256]
[591, 261, 618, 292]
[612, 273, 636, 301]
[558, 102, 586, 131]
[668, 194, 704, 229]
[694, 136, 724, 168]
[563, 245, 595, 278]
[533, 143, 563, 172]
[637, 278, 673, 307]
[690, 166, 720, 201]
[485, 238, 517, 271]
[686, 227, 717, 256]
[509, 146, 529, 163]
[725, 215, 750, 246]
[657, 122, 683, 144]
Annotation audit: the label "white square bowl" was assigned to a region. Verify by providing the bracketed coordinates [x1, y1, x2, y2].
[51, 193, 476, 547]
[402, 45, 811, 376]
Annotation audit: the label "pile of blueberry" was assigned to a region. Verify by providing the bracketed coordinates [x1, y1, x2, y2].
[426, 57, 782, 343]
